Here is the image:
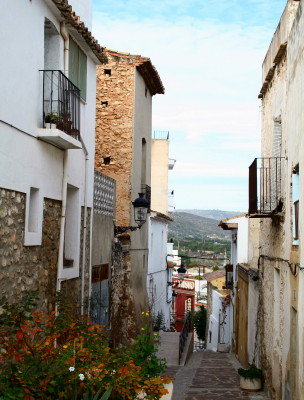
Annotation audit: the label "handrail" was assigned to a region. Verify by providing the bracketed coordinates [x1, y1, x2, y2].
[179, 311, 191, 364]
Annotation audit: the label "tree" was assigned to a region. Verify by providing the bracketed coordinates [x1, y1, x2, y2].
[192, 306, 207, 341]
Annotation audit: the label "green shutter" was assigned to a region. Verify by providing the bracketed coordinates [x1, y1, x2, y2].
[69, 37, 78, 86]
[78, 49, 87, 100]
[68, 36, 87, 100]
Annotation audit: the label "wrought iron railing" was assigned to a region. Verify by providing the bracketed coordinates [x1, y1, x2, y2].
[41, 70, 81, 140]
[179, 311, 191, 364]
[249, 157, 284, 215]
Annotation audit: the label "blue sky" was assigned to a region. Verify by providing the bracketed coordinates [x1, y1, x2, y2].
[92, 0, 287, 212]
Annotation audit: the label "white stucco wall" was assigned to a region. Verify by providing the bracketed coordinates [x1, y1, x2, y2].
[0, 0, 97, 206]
[207, 290, 231, 352]
[0, 0, 98, 279]
[147, 216, 171, 329]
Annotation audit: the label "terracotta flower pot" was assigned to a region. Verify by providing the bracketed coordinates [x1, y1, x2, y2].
[239, 376, 262, 391]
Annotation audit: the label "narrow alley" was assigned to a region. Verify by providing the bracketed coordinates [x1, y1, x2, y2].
[164, 350, 268, 400]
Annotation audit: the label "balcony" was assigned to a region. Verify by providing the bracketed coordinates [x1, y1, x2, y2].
[249, 157, 284, 216]
[37, 70, 82, 150]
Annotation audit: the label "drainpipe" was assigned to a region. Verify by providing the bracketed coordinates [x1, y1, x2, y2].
[60, 21, 69, 75]
[56, 150, 68, 294]
[56, 22, 69, 301]
[81, 153, 88, 315]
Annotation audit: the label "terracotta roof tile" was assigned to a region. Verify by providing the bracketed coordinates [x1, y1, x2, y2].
[203, 269, 226, 282]
[51, 0, 107, 64]
[105, 49, 165, 96]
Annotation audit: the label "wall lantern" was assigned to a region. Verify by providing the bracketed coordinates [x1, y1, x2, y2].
[177, 264, 187, 280]
[132, 193, 149, 227]
[114, 193, 150, 235]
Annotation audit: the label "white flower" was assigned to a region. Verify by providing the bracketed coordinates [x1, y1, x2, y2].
[69, 366, 75, 372]
[79, 373, 85, 381]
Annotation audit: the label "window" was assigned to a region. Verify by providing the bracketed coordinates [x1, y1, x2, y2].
[24, 187, 43, 246]
[61, 184, 80, 279]
[69, 37, 87, 100]
[292, 165, 299, 245]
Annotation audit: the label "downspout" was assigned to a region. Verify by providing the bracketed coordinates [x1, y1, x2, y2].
[56, 150, 68, 294]
[60, 22, 69, 75]
[79, 138, 90, 316]
[56, 22, 69, 299]
[81, 152, 89, 315]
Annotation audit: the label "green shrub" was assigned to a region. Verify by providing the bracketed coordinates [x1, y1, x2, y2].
[238, 364, 263, 380]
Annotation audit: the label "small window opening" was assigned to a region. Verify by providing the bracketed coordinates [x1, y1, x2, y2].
[28, 187, 39, 232]
[145, 87, 148, 97]
[104, 69, 111, 76]
[103, 157, 111, 165]
[101, 101, 108, 107]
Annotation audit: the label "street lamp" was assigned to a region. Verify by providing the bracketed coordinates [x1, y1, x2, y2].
[177, 264, 187, 280]
[114, 193, 150, 235]
[132, 193, 149, 227]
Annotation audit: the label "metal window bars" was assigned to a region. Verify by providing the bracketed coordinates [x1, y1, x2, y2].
[41, 70, 81, 140]
[249, 157, 284, 215]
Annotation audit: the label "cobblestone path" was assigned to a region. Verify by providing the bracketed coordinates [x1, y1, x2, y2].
[164, 350, 269, 400]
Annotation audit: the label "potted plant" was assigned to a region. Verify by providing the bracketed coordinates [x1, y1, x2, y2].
[45, 113, 57, 129]
[238, 363, 262, 391]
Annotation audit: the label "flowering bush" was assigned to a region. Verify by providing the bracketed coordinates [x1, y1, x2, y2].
[0, 293, 170, 400]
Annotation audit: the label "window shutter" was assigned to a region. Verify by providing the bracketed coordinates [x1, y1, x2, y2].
[78, 49, 87, 100]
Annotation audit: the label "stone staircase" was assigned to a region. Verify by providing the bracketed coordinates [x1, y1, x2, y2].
[157, 331, 193, 366]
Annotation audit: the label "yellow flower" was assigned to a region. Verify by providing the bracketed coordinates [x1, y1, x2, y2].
[141, 327, 145, 331]
[145, 312, 149, 316]
[141, 312, 145, 315]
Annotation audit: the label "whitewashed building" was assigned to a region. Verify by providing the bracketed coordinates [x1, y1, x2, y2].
[147, 132, 175, 330]
[0, 0, 105, 310]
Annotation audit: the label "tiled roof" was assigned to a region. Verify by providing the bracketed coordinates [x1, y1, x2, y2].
[52, 0, 107, 64]
[203, 269, 225, 282]
[106, 49, 165, 96]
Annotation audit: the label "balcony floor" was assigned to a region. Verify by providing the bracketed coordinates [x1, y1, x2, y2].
[37, 128, 82, 150]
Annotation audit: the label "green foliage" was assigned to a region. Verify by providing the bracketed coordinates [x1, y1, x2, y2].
[131, 316, 167, 379]
[0, 293, 170, 400]
[238, 364, 263, 380]
[151, 311, 164, 332]
[192, 307, 207, 341]
[213, 265, 219, 271]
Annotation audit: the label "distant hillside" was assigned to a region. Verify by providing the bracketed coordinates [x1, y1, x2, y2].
[177, 209, 243, 221]
[168, 212, 229, 239]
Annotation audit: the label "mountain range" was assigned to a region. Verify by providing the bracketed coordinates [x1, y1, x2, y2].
[168, 209, 243, 239]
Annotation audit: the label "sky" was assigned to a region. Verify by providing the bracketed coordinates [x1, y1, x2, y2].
[92, 0, 287, 212]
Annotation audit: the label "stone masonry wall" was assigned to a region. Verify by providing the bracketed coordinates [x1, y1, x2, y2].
[110, 239, 137, 347]
[0, 188, 92, 314]
[0, 188, 60, 310]
[95, 54, 136, 227]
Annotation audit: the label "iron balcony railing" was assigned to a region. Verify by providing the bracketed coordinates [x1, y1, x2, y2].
[249, 157, 284, 215]
[41, 70, 81, 140]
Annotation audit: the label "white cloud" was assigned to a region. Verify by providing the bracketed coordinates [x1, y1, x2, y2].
[92, 3, 283, 210]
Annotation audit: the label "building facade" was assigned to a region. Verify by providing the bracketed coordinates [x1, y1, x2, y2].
[95, 50, 164, 344]
[0, 0, 105, 311]
[249, 1, 304, 398]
